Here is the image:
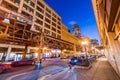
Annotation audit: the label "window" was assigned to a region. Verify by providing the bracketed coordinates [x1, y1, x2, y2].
[52, 17, 56, 22]
[57, 26, 61, 30]
[37, 1, 44, 8]
[44, 29, 50, 35]
[45, 18, 51, 24]
[37, 6, 44, 14]
[57, 35, 61, 39]
[52, 22, 56, 27]
[46, 8, 51, 13]
[36, 12, 43, 19]
[52, 27, 56, 32]
[58, 17, 61, 21]
[57, 30, 61, 34]
[45, 13, 51, 19]
[23, 4, 34, 13]
[22, 11, 33, 20]
[52, 13, 56, 18]
[10, 0, 20, 5]
[57, 21, 61, 25]
[34, 25, 42, 31]
[52, 32, 56, 37]
[24, 0, 35, 7]
[44, 23, 50, 29]
[35, 19, 43, 25]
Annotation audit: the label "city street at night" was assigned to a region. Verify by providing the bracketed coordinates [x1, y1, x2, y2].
[0, 0, 120, 80]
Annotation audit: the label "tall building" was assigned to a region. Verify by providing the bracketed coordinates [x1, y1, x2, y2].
[92, 0, 120, 75]
[0, 0, 62, 38]
[72, 23, 81, 37]
[0, 0, 74, 61]
[91, 39, 99, 47]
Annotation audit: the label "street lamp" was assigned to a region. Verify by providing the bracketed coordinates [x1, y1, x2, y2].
[81, 41, 88, 57]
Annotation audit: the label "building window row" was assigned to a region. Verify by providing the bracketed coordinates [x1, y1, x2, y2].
[10, 0, 20, 5]
[37, 6, 44, 14]
[1, 1, 18, 12]
[37, 1, 44, 8]
[22, 11, 33, 20]
[23, 4, 34, 14]
[24, 0, 35, 7]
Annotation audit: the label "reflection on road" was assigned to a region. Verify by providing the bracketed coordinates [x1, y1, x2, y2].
[38, 67, 77, 80]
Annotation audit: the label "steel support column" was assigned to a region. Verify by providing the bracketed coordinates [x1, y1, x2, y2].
[5, 46, 11, 61]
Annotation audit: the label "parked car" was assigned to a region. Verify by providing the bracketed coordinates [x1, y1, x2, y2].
[0, 64, 11, 73]
[69, 56, 91, 67]
[11, 59, 35, 67]
[69, 57, 78, 65]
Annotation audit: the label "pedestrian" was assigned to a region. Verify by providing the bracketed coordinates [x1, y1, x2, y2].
[68, 63, 72, 69]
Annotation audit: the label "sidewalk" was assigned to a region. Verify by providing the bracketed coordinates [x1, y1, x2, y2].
[74, 57, 120, 80]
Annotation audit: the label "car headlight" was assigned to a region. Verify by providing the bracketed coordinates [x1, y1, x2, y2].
[69, 59, 71, 62]
[74, 59, 78, 63]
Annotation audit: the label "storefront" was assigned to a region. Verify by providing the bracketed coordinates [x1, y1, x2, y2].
[42, 47, 61, 58]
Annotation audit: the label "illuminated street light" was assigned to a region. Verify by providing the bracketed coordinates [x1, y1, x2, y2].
[81, 41, 88, 45]
[43, 47, 47, 50]
[81, 40, 89, 57]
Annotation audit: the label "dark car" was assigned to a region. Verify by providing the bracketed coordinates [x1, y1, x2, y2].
[69, 56, 91, 67]
[11, 59, 35, 67]
[69, 57, 78, 65]
[0, 64, 11, 73]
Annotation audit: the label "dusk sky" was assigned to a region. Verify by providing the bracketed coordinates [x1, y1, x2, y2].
[44, 0, 100, 42]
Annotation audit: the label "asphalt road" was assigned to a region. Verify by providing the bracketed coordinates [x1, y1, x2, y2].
[1, 57, 120, 80]
[0, 58, 68, 80]
[38, 57, 120, 80]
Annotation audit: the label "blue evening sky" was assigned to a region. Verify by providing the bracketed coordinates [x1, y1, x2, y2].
[44, 0, 100, 42]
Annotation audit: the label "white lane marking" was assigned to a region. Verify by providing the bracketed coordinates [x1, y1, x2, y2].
[37, 74, 51, 80]
[38, 68, 69, 80]
[6, 72, 28, 80]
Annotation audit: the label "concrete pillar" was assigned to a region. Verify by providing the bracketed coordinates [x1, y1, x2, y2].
[22, 45, 28, 59]
[37, 33, 43, 63]
[5, 46, 12, 62]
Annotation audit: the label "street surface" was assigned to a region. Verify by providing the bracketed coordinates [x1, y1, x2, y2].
[38, 57, 120, 80]
[0, 57, 120, 80]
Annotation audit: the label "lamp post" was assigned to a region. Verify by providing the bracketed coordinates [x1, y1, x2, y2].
[81, 41, 88, 58]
